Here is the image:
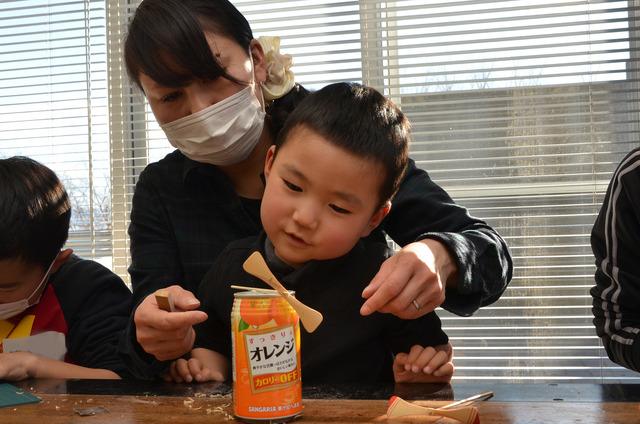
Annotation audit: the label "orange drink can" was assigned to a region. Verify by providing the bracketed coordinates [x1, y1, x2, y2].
[231, 291, 303, 423]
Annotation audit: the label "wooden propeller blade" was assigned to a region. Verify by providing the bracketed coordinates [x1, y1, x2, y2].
[242, 251, 323, 333]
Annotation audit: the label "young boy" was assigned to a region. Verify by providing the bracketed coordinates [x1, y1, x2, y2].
[168, 83, 453, 384]
[0, 156, 132, 380]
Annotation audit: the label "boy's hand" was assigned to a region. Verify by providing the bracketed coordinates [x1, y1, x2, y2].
[393, 344, 454, 383]
[163, 357, 223, 383]
[361, 239, 457, 319]
[134, 285, 208, 361]
[0, 352, 38, 381]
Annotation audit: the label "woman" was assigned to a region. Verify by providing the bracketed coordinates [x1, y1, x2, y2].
[120, 0, 512, 379]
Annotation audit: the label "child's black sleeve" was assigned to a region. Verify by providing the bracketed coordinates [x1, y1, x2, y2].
[54, 256, 133, 377]
[384, 311, 449, 355]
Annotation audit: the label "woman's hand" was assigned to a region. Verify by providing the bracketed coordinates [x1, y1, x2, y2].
[393, 344, 454, 383]
[360, 239, 457, 319]
[134, 285, 208, 361]
[0, 352, 38, 381]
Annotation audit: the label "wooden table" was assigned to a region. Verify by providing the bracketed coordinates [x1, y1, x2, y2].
[1, 380, 640, 423]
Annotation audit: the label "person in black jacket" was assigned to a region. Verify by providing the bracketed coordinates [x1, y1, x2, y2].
[121, 0, 512, 380]
[0, 156, 131, 380]
[591, 147, 640, 372]
[166, 83, 454, 384]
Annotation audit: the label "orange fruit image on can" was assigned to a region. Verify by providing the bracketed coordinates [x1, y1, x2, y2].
[232, 291, 302, 423]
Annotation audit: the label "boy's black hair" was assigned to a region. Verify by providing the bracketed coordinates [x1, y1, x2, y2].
[275, 82, 410, 205]
[124, 0, 309, 136]
[0, 157, 71, 268]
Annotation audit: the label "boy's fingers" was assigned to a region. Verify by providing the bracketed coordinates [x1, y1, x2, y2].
[407, 345, 427, 365]
[432, 350, 449, 366]
[188, 358, 203, 377]
[169, 361, 182, 383]
[423, 350, 449, 374]
[394, 352, 409, 363]
[195, 368, 211, 383]
[412, 346, 437, 373]
[176, 358, 192, 383]
[393, 353, 409, 372]
[433, 361, 455, 377]
[211, 370, 226, 382]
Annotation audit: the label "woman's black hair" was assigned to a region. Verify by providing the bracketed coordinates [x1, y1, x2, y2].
[0, 157, 71, 268]
[275, 82, 410, 204]
[125, 0, 252, 88]
[124, 0, 309, 136]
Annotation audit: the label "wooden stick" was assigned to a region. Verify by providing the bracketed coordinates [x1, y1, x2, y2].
[230, 284, 278, 293]
[439, 391, 494, 410]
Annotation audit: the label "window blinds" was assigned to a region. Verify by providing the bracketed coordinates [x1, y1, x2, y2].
[0, 0, 111, 266]
[3, 0, 639, 382]
[371, 0, 640, 383]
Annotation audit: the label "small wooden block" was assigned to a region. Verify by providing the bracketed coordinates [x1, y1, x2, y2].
[155, 289, 175, 312]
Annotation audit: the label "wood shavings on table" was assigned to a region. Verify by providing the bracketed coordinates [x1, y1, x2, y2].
[206, 403, 233, 420]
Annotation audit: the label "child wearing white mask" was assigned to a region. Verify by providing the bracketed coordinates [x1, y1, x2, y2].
[122, 0, 512, 381]
[0, 157, 131, 380]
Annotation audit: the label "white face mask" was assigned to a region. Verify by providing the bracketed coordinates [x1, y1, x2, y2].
[160, 52, 266, 166]
[0, 256, 57, 320]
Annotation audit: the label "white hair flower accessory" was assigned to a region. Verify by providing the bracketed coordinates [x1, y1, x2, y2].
[258, 36, 295, 101]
